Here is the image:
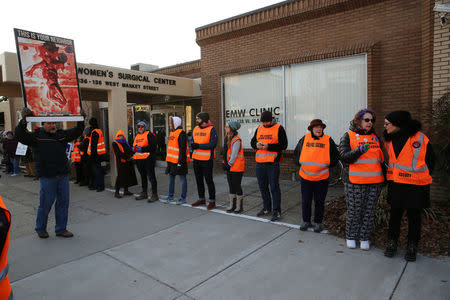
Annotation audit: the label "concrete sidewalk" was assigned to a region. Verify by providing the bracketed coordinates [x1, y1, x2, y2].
[1, 167, 448, 299]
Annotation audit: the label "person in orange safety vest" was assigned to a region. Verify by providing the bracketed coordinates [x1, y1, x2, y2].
[0, 195, 12, 300]
[71, 137, 83, 184]
[293, 119, 339, 233]
[251, 110, 288, 222]
[382, 110, 435, 262]
[87, 118, 106, 192]
[222, 120, 245, 214]
[339, 109, 386, 251]
[190, 112, 218, 210]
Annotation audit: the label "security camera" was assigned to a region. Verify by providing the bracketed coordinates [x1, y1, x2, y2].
[441, 13, 448, 26]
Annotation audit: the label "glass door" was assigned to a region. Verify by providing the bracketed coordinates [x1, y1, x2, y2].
[151, 112, 166, 160]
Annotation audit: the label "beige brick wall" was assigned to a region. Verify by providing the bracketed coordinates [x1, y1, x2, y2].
[433, 0, 450, 100]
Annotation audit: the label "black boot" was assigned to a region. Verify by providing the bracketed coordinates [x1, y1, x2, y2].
[384, 239, 397, 258]
[226, 194, 236, 213]
[404, 241, 417, 262]
[114, 189, 122, 198]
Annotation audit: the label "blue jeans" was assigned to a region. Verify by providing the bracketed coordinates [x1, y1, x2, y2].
[36, 175, 70, 234]
[256, 162, 281, 212]
[11, 157, 20, 174]
[168, 174, 187, 200]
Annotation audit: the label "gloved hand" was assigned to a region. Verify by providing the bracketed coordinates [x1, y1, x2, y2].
[222, 162, 230, 171]
[191, 143, 199, 150]
[21, 107, 34, 119]
[359, 143, 370, 153]
[165, 166, 170, 175]
[136, 146, 143, 153]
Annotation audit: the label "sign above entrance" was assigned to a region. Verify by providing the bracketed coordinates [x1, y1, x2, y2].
[14, 28, 83, 122]
[77, 64, 199, 97]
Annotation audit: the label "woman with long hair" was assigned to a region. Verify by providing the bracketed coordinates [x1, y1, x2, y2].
[222, 120, 245, 213]
[383, 111, 435, 262]
[339, 109, 386, 250]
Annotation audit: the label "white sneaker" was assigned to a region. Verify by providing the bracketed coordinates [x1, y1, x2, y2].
[346, 239, 356, 249]
[360, 240, 370, 251]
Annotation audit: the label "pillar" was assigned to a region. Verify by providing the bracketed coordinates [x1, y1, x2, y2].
[107, 89, 127, 187]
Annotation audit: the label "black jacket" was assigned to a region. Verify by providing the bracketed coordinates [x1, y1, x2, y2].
[383, 120, 435, 208]
[250, 122, 288, 163]
[293, 133, 339, 168]
[15, 119, 84, 178]
[338, 123, 386, 183]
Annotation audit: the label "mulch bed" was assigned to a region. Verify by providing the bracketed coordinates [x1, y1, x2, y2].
[323, 195, 450, 258]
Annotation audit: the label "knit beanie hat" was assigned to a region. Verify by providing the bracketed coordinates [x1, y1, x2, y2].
[227, 120, 241, 131]
[260, 110, 273, 122]
[89, 117, 98, 128]
[172, 116, 182, 129]
[137, 120, 148, 130]
[307, 119, 326, 131]
[196, 112, 209, 123]
[385, 110, 411, 128]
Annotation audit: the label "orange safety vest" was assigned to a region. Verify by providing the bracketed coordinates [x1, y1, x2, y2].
[71, 142, 81, 162]
[255, 123, 281, 163]
[133, 131, 154, 160]
[113, 141, 126, 163]
[87, 129, 106, 156]
[299, 133, 330, 181]
[192, 126, 216, 161]
[166, 129, 191, 164]
[227, 135, 245, 172]
[0, 196, 12, 300]
[348, 131, 384, 184]
[385, 131, 432, 185]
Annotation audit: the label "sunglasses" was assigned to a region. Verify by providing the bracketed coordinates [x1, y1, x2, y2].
[363, 118, 375, 123]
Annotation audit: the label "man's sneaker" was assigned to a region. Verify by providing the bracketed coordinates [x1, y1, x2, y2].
[148, 193, 159, 203]
[360, 240, 370, 251]
[384, 239, 398, 258]
[256, 209, 271, 217]
[56, 230, 74, 238]
[314, 223, 323, 233]
[37, 232, 49, 239]
[207, 202, 216, 210]
[270, 212, 281, 222]
[299, 222, 311, 231]
[346, 239, 356, 249]
[162, 196, 173, 203]
[176, 198, 186, 205]
[191, 199, 206, 207]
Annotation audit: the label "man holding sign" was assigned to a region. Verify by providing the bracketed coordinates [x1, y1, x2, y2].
[15, 107, 85, 238]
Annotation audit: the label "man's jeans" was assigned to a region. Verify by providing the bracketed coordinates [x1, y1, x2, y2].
[11, 157, 20, 175]
[168, 174, 187, 200]
[36, 175, 70, 234]
[256, 162, 281, 212]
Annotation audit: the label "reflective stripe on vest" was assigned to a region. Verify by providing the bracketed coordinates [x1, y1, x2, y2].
[133, 131, 151, 160]
[226, 135, 245, 172]
[0, 196, 12, 300]
[113, 141, 126, 163]
[299, 133, 330, 181]
[348, 131, 384, 184]
[87, 129, 106, 155]
[386, 132, 432, 185]
[166, 129, 190, 164]
[71, 142, 81, 162]
[255, 123, 280, 163]
[192, 126, 215, 161]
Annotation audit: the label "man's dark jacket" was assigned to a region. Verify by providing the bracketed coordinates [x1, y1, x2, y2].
[15, 119, 84, 178]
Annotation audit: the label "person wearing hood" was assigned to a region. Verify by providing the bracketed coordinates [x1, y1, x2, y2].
[293, 119, 339, 232]
[251, 110, 288, 222]
[383, 111, 435, 262]
[112, 130, 137, 198]
[15, 107, 84, 238]
[164, 116, 189, 205]
[87, 117, 106, 192]
[132, 120, 159, 202]
[190, 112, 218, 210]
[222, 120, 245, 213]
[339, 109, 386, 250]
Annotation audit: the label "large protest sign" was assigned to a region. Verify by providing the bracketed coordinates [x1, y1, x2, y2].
[14, 28, 83, 122]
